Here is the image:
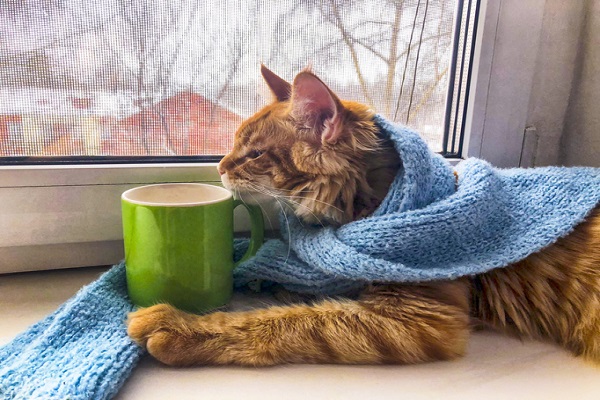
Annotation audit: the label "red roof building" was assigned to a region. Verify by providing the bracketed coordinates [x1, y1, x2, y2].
[106, 91, 242, 156]
[0, 89, 242, 157]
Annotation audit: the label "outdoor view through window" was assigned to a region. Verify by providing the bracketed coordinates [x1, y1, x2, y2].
[0, 0, 458, 158]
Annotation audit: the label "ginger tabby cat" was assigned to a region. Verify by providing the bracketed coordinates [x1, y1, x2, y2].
[127, 66, 600, 366]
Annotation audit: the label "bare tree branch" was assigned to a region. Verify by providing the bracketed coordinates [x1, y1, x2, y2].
[395, 31, 451, 61]
[352, 19, 394, 28]
[322, 0, 374, 108]
[405, 0, 431, 123]
[352, 37, 389, 62]
[384, 1, 404, 115]
[406, 66, 448, 122]
[0, 12, 117, 62]
[394, 0, 422, 120]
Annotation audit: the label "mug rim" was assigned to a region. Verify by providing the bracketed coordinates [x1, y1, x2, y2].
[122, 183, 232, 207]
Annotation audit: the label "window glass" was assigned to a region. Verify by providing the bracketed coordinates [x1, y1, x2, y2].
[0, 0, 457, 158]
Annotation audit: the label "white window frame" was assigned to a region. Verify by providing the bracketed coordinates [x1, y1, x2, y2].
[463, 0, 546, 166]
[0, 0, 544, 274]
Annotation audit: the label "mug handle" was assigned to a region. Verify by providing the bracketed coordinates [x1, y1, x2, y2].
[233, 201, 265, 266]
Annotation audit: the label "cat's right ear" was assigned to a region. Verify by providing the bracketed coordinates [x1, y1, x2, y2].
[261, 65, 292, 102]
[290, 71, 344, 144]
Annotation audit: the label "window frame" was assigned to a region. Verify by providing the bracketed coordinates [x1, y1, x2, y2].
[0, 0, 544, 274]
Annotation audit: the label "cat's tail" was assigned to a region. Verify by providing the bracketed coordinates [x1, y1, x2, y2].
[470, 207, 600, 364]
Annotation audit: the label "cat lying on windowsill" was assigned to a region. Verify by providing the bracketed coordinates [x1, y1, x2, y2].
[127, 66, 600, 367]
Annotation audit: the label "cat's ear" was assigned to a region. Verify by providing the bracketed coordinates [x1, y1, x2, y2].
[290, 71, 344, 144]
[261, 65, 291, 102]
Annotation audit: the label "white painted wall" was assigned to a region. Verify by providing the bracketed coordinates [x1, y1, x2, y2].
[525, 0, 586, 167]
[466, 0, 547, 167]
[469, 0, 598, 168]
[560, 0, 600, 167]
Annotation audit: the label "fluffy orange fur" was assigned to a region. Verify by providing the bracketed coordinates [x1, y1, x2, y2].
[128, 67, 600, 366]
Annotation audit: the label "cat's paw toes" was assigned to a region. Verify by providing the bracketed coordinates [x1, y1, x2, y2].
[127, 303, 187, 347]
[143, 330, 190, 366]
[127, 304, 207, 366]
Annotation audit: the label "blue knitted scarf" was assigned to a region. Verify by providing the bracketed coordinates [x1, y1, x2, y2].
[1, 116, 598, 399]
[0, 264, 143, 400]
[233, 115, 600, 295]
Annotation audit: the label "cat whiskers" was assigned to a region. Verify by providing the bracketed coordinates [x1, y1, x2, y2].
[245, 182, 331, 228]
[277, 198, 293, 265]
[230, 182, 278, 246]
[245, 189, 275, 231]
[257, 186, 345, 226]
[231, 185, 290, 269]
[233, 187, 268, 228]
[243, 182, 294, 264]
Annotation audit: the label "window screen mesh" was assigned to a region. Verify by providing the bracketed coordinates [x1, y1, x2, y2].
[0, 0, 457, 158]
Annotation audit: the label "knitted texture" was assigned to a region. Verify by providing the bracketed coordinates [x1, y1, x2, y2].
[0, 263, 144, 400]
[234, 115, 600, 295]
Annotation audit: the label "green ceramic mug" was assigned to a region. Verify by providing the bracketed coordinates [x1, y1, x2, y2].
[121, 183, 264, 313]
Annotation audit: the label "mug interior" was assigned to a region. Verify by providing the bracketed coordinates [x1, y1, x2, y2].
[122, 183, 232, 206]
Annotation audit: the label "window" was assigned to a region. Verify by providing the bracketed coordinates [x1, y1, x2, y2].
[0, 0, 489, 273]
[442, 0, 480, 156]
[1, 0, 476, 162]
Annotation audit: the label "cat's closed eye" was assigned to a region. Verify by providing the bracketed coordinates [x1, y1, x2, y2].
[247, 149, 264, 159]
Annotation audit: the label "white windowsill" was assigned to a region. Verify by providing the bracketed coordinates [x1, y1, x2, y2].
[0, 163, 279, 274]
[0, 162, 221, 187]
[2, 265, 599, 399]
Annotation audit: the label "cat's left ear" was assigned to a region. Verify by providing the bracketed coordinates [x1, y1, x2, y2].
[290, 71, 345, 144]
[261, 65, 292, 102]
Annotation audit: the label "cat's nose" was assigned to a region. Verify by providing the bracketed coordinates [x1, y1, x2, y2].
[217, 165, 225, 175]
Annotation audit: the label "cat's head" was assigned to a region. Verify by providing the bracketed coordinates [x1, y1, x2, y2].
[218, 66, 383, 226]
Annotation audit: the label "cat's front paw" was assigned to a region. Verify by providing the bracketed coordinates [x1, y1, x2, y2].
[127, 303, 207, 366]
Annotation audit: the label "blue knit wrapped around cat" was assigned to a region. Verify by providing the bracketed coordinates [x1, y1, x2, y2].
[233, 115, 600, 295]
